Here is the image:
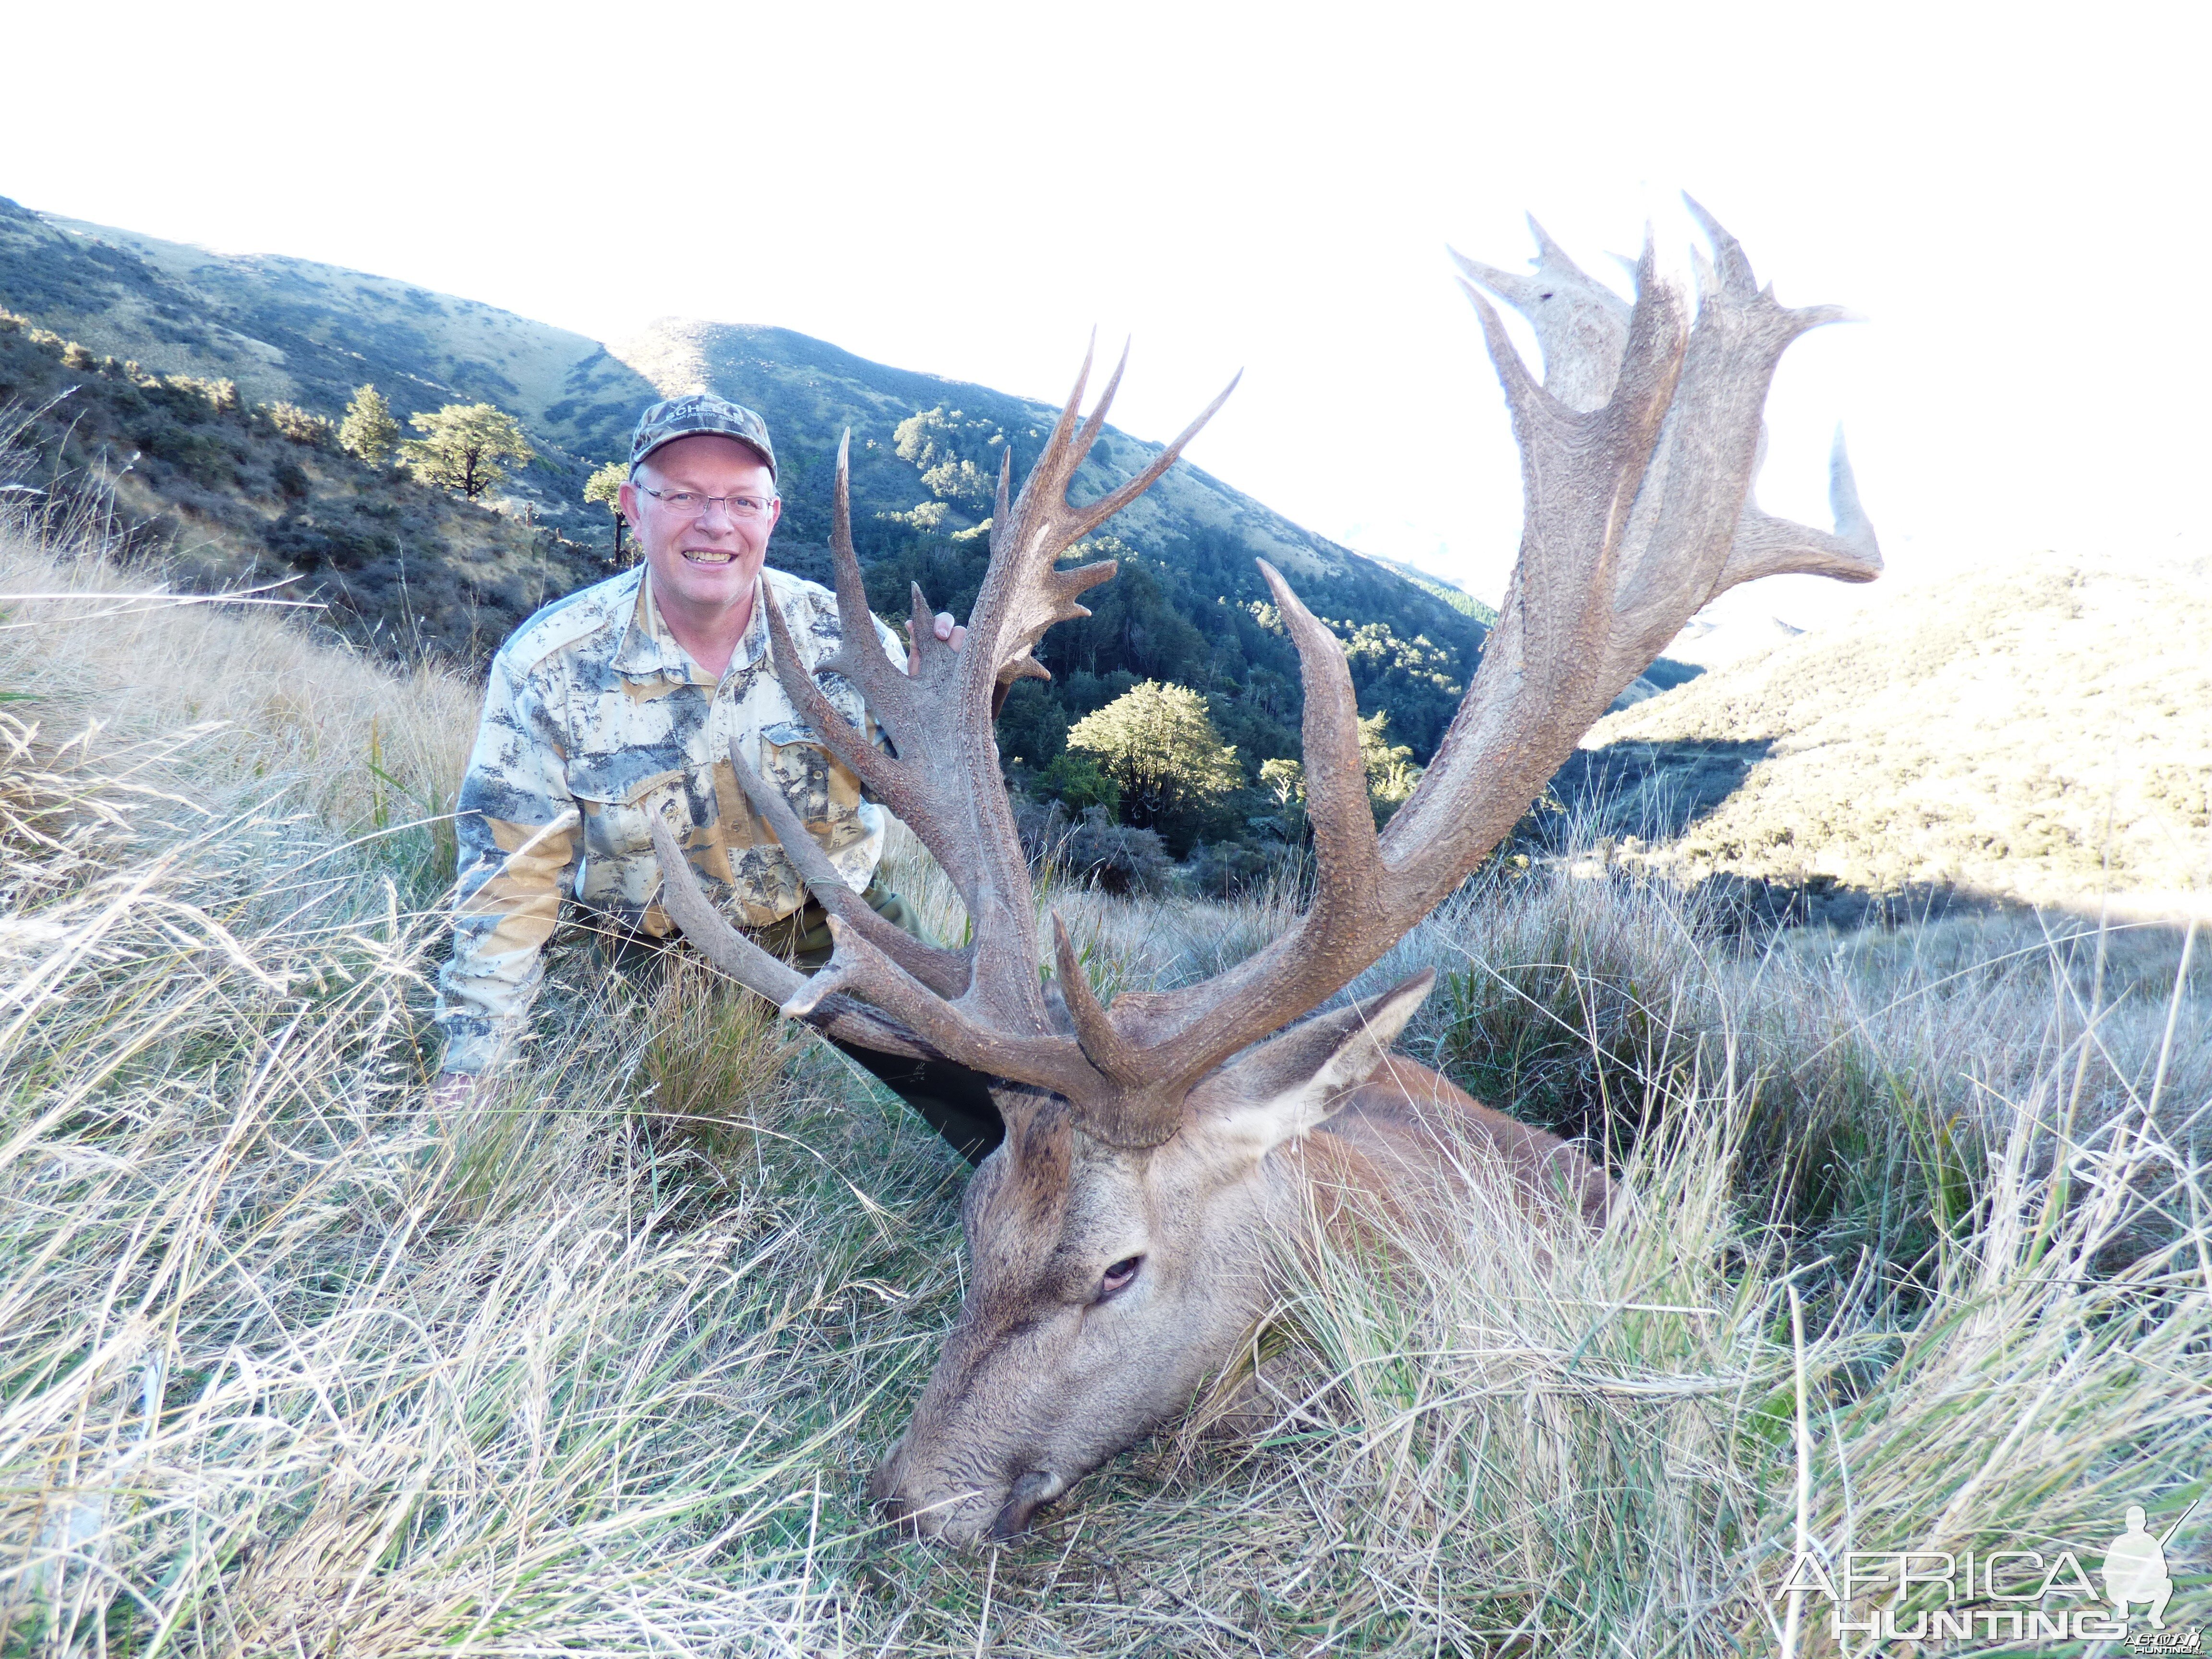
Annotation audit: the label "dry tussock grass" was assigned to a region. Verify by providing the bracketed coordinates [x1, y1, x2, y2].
[3, 512, 2206, 1653]
[0, 521, 476, 864]
[1585, 552, 2212, 912]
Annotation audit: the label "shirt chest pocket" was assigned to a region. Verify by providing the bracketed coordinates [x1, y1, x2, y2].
[757, 722, 837, 830]
[567, 763, 688, 866]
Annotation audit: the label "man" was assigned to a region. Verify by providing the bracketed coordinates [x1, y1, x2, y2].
[433, 395, 1004, 1161]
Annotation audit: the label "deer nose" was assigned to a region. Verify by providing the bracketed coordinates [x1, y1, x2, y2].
[986, 1470, 1058, 1541]
[866, 1442, 913, 1526]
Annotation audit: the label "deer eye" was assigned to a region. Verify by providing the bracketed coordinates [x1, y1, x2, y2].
[1098, 1255, 1143, 1299]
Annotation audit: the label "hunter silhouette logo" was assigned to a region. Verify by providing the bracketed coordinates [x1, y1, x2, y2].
[2106, 1506, 2179, 1629]
[1774, 1499, 2201, 1647]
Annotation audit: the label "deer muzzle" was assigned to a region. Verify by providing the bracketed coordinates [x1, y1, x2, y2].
[987, 1470, 1061, 1541]
[867, 1437, 1065, 1545]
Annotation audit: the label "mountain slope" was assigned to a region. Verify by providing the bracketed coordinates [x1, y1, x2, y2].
[1559, 555, 2212, 916]
[0, 200, 1464, 610]
[612, 317, 1363, 584]
[0, 310, 608, 661]
[0, 201, 644, 451]
[0, 199, 1496, 775]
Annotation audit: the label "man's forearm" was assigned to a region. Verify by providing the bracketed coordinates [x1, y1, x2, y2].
[435, 807, 577, 1074]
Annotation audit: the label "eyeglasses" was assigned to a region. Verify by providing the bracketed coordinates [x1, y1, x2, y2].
[637, 485, 777, 520]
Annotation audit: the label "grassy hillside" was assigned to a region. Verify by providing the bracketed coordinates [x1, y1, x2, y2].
[4, 503, 2205, 1651]
[1555, 555, 2212, 923]
[0, 199, 1517, 805]
[0, 309, 610, 661]
[0, 197, 632, 517]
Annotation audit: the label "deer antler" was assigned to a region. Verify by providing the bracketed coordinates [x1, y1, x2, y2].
[654, 347, 1236, 1142]
[656, 202, 1878, 1151]
[1088, 202, 1881, 1093]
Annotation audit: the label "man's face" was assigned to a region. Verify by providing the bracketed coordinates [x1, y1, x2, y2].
[621, 434, 782, 619]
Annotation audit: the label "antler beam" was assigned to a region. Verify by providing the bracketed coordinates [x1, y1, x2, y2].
[653, 202, 1876, 1153]
[1096, 201, 1881, 1091]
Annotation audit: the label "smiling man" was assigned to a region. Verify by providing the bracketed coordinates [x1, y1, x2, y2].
[433, 395, 1003, 1159]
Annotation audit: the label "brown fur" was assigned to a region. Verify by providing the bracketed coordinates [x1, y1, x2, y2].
[868, 974, 1614, 1545]
[1316, 1055, 1613, 1227]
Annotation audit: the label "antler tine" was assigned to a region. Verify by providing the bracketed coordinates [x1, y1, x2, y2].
[721, 734, 972, 997]
[1681, 193, 1756, 297]
[1100, 555, 1389, 1086]
[816, 433, 916, 718]
[1041, 330, 1099, 469]
[1048, 913, 1141, 1080]
[756, 577, 911, 801]
[645, 813, 940, 1059]
[1256, 561, 1378, 879]
[1719, 425, 1882, 591]
[990, 444, 1012, 540]
[1064, 337, 1131, 475]
[792, 914, 1103, 1103]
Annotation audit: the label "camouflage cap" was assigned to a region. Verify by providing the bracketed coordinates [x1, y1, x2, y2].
[629, 394, 777, 480]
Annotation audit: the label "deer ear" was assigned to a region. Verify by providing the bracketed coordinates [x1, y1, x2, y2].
[1194, 969, 1437, 1156]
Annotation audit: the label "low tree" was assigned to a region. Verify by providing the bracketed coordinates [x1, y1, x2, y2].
[401, 402, 534, 501]
[264, 401, 334, 447]
[1066, 679, 1240, 842]
[1030, 751, 1121, 817]
[584, 459, 630, 560]
[1358, 709, 1422, 818]
[338, 384, 400, 466]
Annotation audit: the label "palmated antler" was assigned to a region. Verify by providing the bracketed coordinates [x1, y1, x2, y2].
[656, 201, 1879, 1151]
[1087, 199, 1881, 1094]
[655, 346, 1236, 1140]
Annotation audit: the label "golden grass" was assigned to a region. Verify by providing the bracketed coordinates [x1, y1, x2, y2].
[1586, 553, 2212, 914]
[0, 521, 476, 850]
[3, 511, 2206, 1653]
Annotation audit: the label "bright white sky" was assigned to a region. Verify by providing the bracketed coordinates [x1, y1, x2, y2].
[5, 1, 2203, 626]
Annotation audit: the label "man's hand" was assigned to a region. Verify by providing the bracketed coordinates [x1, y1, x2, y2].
[906, 611, 965, 675]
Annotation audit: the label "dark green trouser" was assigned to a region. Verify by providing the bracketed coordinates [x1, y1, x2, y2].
[601, 878, 1004, 1166]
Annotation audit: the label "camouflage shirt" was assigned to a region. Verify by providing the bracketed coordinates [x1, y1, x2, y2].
[435, 563, 906, 1074]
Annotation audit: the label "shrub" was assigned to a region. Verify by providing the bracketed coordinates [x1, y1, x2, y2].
[1186, 835, 1279, 898]
[1029, 749, 1119, 816]
[160, 373, 239, 413]
[272, 457, 312, 500]
[339, 384, 399, 466]
[141, 421, 244, 487]
[264, 400, 335, 447]
[1014, 798, 1173, 894]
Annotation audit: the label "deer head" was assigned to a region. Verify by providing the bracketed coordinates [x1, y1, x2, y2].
[651, 202, 1879, 1544]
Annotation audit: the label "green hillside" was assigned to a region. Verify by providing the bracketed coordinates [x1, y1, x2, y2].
[0, 309, 608, 661]
[602, 318, 1500, 766]
[0, 198, 1502, 787]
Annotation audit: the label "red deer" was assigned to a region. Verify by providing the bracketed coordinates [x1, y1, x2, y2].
[650, 202, 1880, 1544]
